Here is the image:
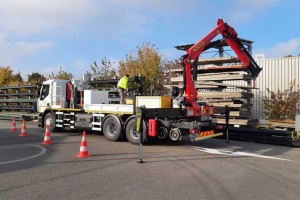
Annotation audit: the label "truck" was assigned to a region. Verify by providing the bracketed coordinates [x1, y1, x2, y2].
[37, 19, 261, 144]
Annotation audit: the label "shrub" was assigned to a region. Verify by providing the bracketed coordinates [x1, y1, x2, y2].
[263, 80, 300, 120]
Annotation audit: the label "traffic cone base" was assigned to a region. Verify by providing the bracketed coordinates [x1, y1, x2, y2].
[42, 125, 53, 145]
[76, 131, 90, 158]
[19, 120, 28, 137]
[10, 118, 17, 132]
[19, 132, 29, 137]
[42, 140, 53, 145]
[76, 152, 90, 158]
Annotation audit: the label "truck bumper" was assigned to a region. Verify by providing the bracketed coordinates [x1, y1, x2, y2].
[192, 132, 223, 141]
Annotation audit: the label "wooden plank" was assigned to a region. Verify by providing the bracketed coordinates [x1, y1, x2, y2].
[187, 57, 242, 65]
[269, 119, 295, 124]
[214, 111, 251, 117]
[164, 84, 223, 89]
[200, 99, 237, 103]
[197, 81, 256, 89]
[269, 120, 295, 129]
[198, 64, 244, 69]
[171, 74, 252, 82]
[198, 92, 253, 99]
[199, 65, 248, 74]
[165, 82, 255, 90]
[170, 65, 247, 73]
[199, 71, 247, 77]
[214, 118, 258, 125]
[210, 102, 252, 108]
[177, 57, 241, 63]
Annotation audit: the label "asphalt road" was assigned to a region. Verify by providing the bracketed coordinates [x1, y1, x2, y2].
[1, 119, 300, 200]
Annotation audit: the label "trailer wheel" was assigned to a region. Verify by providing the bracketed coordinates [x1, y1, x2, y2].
[125, 118, 146, 144]
[44, 112, 55, 132]
[103, 116, 122, 141]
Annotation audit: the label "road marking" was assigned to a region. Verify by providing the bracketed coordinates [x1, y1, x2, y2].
[193, 147, 292, 161]
[0, 145, 47, 165]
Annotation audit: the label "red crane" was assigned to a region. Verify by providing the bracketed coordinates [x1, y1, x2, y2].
[180, 19, 261, 117]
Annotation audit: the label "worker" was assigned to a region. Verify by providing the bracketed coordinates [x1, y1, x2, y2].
[117, 74, 129, 104]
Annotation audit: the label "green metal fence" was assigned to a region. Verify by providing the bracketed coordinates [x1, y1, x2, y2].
[0, 84, 39, 114]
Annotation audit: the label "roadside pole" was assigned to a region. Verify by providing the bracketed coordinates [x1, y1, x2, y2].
[225, 105, 230, 143]
[136, 106, 145, 163]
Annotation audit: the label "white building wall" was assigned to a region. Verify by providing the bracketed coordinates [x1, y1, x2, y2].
[254, 56, 300, 119]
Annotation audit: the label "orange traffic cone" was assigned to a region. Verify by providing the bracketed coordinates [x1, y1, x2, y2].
[19, 119, 29, 137]
[10, 117, 17, 132]
[42, 125, 53, 145]
[76, 131, 90, 158]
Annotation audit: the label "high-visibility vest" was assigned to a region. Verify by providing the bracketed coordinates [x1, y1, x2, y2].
[117, 76, 129, 89]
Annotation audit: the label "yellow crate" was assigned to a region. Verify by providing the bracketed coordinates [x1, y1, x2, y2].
[125, 99, 134, 104]
[135, 96, 171, 108]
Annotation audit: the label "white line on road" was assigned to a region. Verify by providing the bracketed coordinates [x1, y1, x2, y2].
[0, 145, 47, 165]
[192, 147, 292, 161]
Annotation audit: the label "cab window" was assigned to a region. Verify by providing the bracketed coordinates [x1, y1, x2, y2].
[40, 85, 50, 100]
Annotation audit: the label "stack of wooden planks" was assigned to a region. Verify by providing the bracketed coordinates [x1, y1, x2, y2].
[167, 56, 257, 126]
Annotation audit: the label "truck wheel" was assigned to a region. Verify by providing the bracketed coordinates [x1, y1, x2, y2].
[103, 116, 122, 141]
[125, 118, 146, 144]
[44, 112, 55, 132]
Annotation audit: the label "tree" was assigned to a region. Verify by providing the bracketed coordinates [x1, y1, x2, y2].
[28, 72, 46, 84]
[86, 57, 117, 80]
[119, 42, 163, 95]
[11, 72, 24, 83]
[158, 59, 182, 95]
[0, 66, 14, 86]
[48, 67, 73, 80]
[263, 80, 300, 120]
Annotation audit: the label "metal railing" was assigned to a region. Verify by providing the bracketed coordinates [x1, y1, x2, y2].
[0, 84, 38, 113]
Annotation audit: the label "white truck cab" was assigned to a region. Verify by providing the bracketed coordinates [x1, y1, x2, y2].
[37, 79, 70, 113]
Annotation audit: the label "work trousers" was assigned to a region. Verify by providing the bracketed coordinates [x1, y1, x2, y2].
[118, 88, 126, 104]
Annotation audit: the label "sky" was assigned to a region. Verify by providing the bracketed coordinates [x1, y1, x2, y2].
[0, 0, 300, 80]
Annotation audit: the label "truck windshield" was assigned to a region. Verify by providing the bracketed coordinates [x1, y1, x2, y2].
[40, 84, 50, 100]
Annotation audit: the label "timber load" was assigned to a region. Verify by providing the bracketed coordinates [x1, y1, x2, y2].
[167, 40, 300, 146]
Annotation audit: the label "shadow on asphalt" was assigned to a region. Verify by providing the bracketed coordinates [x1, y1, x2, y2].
[0, 122, 297, 175]
[35, 151, 260, 166]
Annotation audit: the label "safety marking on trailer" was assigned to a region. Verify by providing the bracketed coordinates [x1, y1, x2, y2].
[0, 145, 47, 165]
[192, 147, 292, 161]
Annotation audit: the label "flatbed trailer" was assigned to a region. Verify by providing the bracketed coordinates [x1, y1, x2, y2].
[37, 78, 220, 144]
[220, 122, 300, 147]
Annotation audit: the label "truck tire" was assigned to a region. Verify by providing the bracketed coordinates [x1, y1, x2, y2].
[44, 112, 56, 132]
[125, 117, 146, 144]
[103, 116, 122, 142]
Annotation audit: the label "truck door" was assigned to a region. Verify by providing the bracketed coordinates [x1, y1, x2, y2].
[37, 84, 50, 112]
